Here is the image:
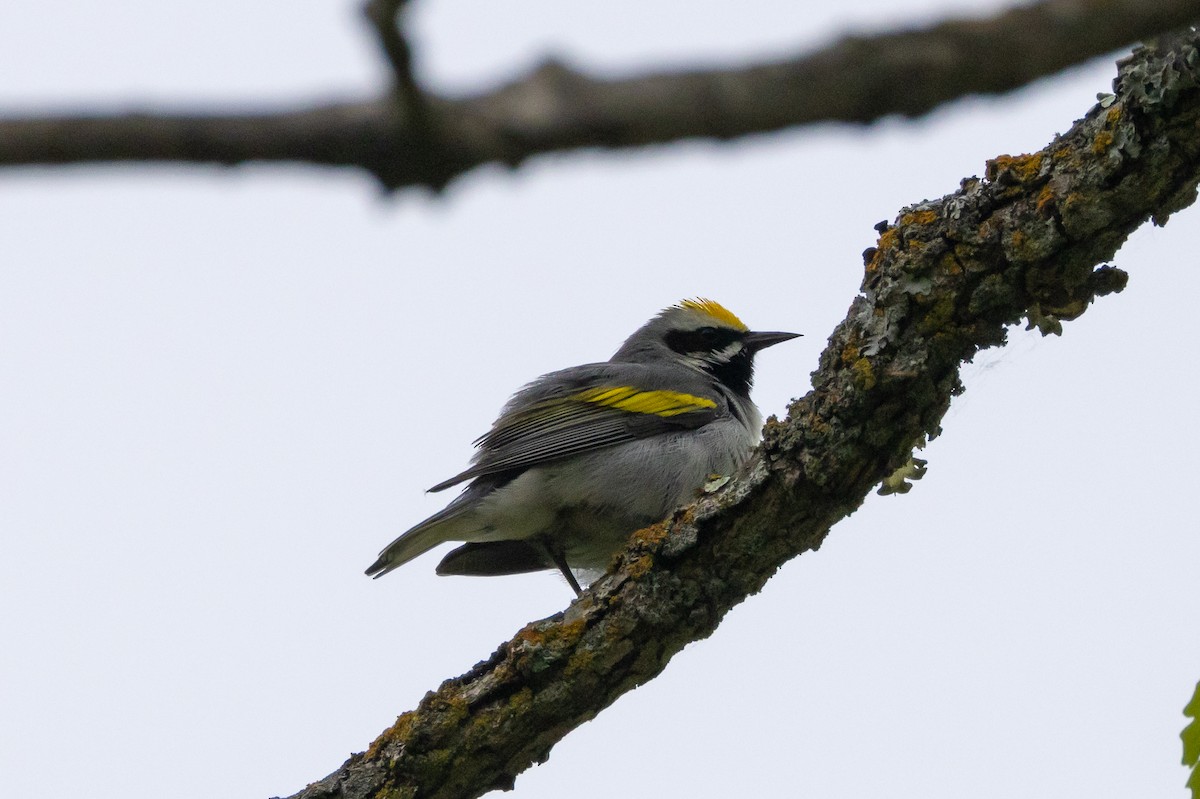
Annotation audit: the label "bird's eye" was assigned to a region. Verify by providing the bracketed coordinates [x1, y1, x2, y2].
[695, 326, 722, 345]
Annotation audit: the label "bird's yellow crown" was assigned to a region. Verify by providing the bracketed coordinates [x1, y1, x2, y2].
[678, 298, 748, 331]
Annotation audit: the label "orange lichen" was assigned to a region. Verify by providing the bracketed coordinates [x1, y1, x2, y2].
[625, 554, 654, 579]
[985, 153, 1044, 183]
[877, 227, 900, 248]
[514, 623, 546, 647]
[544, 617, 587, 646]
[1058, 191, 1085, 214]
[1036, 185, 1057, 215]
[631, 520, 670, 548]
[867, 227, 900, 272]
[508, 620, 588, 679]
[1092, 130, 1114, 155]
[901, 209, 938, 226]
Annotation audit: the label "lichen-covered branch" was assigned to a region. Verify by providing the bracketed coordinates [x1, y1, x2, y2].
[4, 0, 1199, 191]
[279, 29, 1200, 799]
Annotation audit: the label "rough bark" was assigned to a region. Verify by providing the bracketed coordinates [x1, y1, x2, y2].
[3, 0, 1199, 190]
[278, 28, 1200, 799]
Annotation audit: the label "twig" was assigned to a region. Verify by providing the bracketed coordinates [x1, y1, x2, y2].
[362, 0, 428, 130]
[1, 0, 1198, 192]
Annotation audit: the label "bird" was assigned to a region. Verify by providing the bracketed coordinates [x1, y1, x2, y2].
[365, 299, 799, 595]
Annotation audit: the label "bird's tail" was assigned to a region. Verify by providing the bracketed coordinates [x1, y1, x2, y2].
[364, 526, 445, 578]
[365, 490, 478, 578]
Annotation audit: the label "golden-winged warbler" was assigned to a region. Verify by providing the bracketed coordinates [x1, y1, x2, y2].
[366, 299, 798, 594]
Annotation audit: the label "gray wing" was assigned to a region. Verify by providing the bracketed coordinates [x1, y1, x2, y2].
[428, 363, 719, 492]
[365, 363, 719, 579]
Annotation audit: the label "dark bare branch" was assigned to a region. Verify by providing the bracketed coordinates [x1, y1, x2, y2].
[3, 0, 1198, 191]
[278, 29, 1200, 799]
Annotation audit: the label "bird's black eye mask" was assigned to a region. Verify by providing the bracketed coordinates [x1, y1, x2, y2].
[664, 326, 742, 355]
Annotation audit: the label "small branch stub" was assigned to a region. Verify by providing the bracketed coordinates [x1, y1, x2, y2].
[363, 0, 430, 131]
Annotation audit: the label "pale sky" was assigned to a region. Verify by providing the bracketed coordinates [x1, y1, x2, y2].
[2, 2, 1198, 798]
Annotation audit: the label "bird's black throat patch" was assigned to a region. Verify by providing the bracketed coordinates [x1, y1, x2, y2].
[710, 347, 754, 398]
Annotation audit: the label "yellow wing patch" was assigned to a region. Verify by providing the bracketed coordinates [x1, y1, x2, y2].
[678, 298, 748, 331]
[573, 386, 717, 417]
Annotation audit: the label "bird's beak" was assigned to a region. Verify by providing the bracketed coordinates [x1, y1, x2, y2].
[745, 330, 802, 352]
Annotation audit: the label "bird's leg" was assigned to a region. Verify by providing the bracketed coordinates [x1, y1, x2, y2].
[540, 541, 582, 596]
